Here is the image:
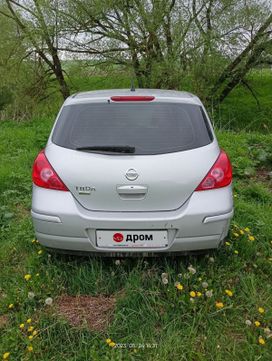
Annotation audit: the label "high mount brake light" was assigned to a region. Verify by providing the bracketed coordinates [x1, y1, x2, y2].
[32, 150, 68, 191]
[110, 96, 155, 102]
[195, 150, 232, 191]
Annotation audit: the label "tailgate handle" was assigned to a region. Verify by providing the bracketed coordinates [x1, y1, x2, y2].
[117, 185, 148, 200]
[117, 185, 148, 195]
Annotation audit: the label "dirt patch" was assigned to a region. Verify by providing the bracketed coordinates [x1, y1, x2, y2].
[255, 168, 272, 189]
[55, 295, 116, 332]
[15, 204, 30, 219]
[0, 315, 8, 328]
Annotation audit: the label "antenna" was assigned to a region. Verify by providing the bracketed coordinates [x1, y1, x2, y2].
[130, 80, 135, 92]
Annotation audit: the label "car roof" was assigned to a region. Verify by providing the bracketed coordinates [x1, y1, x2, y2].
[64, 89, 202, 106]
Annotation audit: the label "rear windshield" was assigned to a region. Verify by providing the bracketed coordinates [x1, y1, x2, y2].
[52, 102, 213, 155]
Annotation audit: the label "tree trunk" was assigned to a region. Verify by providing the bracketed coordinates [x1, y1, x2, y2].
[52, 49, 70, 99]
[216, 41, 270, 103]
[210, 14, 272, 98]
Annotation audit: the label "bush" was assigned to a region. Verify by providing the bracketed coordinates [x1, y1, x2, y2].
[0, 86, 13, 111]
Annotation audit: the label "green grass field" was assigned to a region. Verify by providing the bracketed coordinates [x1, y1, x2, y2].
[0, 72, 272, 360]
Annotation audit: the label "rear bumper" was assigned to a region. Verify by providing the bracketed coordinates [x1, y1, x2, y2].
[31, 184, 233, 255]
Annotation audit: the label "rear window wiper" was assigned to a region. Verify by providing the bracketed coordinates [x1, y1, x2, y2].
[75, 145, 135, 153]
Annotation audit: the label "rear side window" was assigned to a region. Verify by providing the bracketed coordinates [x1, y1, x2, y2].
[52, 102, 213, 155]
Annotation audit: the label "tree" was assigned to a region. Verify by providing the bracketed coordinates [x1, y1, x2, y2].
[59, 0, 271, 102]
[0, 0, 70, 99]
[210, 12, 272, 102]
[58, 0, 200, 88]
[1, 0, 271, 105]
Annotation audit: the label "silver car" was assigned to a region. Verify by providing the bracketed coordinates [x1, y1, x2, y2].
[31, 89, 233, 255]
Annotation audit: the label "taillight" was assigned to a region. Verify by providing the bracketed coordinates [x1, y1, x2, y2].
[32, 150, 68, 191]
[195, 150, 232, 191]
[110, 96, 155, 102]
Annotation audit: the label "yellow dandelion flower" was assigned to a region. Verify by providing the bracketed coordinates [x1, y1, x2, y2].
[225, 241, 231, 246]
[28, 326, 34, 332]
[258, 337, 265, 345]
[225, 289, 233, 297]
[24, 274, 31, 281]
[32, 330, 38, 336]
[19, 323, 25, 329]
[234, 250, 239, 254]
[215, 301, 224, 309]
[106, 338, 111, 344]
[233, 233, 239, 237]
[244, 227, 250, 232]
[28, 335, 33, 341]
[197, 292, 202, 297]
[27, 346, 33, 352]
[37, 250, 43, 255]
[189, 291, 196, 298]
[3, 352, 10, 360]
[176, 283, 184, 291]
[26, 318, 32, 324]
[109, 342, 116, 347]
[258, 307, 265, 314]
[240, 230, 244, 235]
[254, 321, 261, 327]
[32, 239, 36, 244]
[8, 304, 14, 309]
[248, 236, 255, 241]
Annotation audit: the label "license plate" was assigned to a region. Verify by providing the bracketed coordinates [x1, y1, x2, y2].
[96, 230, 168, 248]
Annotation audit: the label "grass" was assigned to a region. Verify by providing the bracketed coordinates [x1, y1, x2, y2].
[0, 72, 272, 360]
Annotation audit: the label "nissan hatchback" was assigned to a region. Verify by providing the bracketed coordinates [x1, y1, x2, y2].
[31, 89, 233, 255]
